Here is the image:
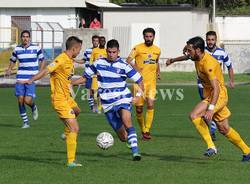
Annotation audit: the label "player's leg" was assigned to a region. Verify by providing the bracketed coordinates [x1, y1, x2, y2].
[189, 101, 216, 155]
[85, 78, 94, 111]
[91, 77, 99, 113]
[62, 118, 82, 167]
[119, 108, 141, 161]
[15, 83, 29, 128]
[144, 97, 155, 139]
[217, 119, 250, 161]
[134, 84, 146, 135]
[197, 79, 217, 141]
[24, 83, 38, 120]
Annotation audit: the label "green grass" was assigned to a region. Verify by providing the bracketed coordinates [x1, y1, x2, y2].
[1, 84, 250, 183]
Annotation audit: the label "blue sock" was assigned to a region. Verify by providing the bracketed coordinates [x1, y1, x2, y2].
[19, 103, 29, 124]
[30, 103, 36, 112]
[88, 95, 94, 110]
[210, 121, 217, 134]
[127, 127, 139, 154]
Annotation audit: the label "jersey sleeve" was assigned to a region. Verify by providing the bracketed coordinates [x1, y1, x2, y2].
[10, 49, 17, 63]
[37, 47, 45, 62]
[222, 52, 232, 69]
[204, 61, 218, 81]
[128, 46, 138, 60]
[47, 59, 65, 73]
[125, 63, 142, 83]
[83, 63, 97, 78]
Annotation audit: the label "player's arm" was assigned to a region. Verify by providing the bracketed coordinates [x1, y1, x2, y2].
[5, 49, 17, 75]
[5, 61, 16, 76]
[166, 55, 189, 66]
[126, 47, 141, 72]
[72, 64, 96, 86]
[156, 50, 161, 80]
[19, 68, 50, 84]
[228, 67, 234, 88]
[204, 79, 220, 121]
[37, 47, 46, 70]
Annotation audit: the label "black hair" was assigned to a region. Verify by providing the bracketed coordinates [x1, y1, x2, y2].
[66, 36, 82, 50]
[206, 31, 217, 38]
[107, 39, 119, 49]
[92, 35, 99, 40]
[186, 36, 205, 52]
[99, 36, 106, 40]
[21, 30, 30, 38]
[143, 27, 155, 36]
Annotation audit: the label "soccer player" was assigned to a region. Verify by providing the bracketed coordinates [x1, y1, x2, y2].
[21, 36, 83, 167]
[72, 39, 143, 161]
[5, 30, 46, 128]
[75, 35, 99, 111]
[181, 36, 250, 161]
[89, 36, 107, 113]
[126, 28, 161, 140]
[166, 31, 234, 141]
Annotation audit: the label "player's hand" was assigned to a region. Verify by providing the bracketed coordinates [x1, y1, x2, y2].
[18, 79, 32, 84]
[5, 68, 11, 76]
[228, 80, 234, 89]
[166, 59, 173, 66]
[157, 72, 161, 80]
[203, 110, 214, 121]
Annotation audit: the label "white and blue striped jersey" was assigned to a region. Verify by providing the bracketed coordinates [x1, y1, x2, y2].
[83, 48, 93, 68]
[10, 43, 44, 81]
[205, 46, 232, 69]
[84, 57, 142, 112]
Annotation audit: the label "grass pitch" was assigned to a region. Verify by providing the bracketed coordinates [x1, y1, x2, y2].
[0, 82, 250, 184]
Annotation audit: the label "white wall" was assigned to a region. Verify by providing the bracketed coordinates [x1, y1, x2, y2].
[216, 16, 250, 41]
[103, 10, 209, 59]
[0, 8, 76, 48]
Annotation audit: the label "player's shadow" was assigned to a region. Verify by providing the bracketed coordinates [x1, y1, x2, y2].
[0, 123, 20, 128]
[0, 154, 62, 165]
[142, 152, 234, 163]
[153, 133, 200, 140]
[50, 150, 132, 162]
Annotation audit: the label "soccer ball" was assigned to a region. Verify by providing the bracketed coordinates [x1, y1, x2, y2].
[96, 132, 114, 150]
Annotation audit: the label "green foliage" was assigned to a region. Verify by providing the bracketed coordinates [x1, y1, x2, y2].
[111, 0, 250, 15]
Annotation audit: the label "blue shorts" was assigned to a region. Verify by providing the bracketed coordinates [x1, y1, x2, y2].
[104, 104, 132, 131]
[85, 77, 92, 89]
[197, 78, 204, 100]
[15, 83, 36, 98]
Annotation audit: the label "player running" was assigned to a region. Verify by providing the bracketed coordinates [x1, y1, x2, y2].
[178, 36, 250, 161]
[126, 28, 161, 140]
[21, 36, 83, 167]
[72, 39, 143, 161]
[166, 31, 234, 141]
[5, 30, 46, 128]
[75, 35, 99, 111]
[90, 36, 107, 113]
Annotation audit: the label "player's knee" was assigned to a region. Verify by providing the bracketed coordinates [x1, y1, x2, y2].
[24, 98, 32, 105]
[118, 134, 127, 142]
[74, 107, 81, 117]
[136, 107, 143, 114]
[218, 126, 229, 135]
[147, 105, 154, 110]
[17, 97, 24, 104]
[189, 111, 198, 121]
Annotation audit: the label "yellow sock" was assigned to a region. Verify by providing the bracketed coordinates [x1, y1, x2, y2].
[145, 109, 154, 133]
[192, 117, 215, 149]
[97, 97, 102, 112]
[136, 113, 146, 133]
[225, 127, 250, 154]
[66, 132, 77, 163]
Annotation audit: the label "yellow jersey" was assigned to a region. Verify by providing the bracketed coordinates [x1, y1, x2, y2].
[47, 52, 74, 101]
[195, 52, 227, 99]
[90, 48, 107, 64]
[128, 43, 161, 83]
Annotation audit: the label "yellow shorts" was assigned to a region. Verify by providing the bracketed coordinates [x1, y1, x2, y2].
[91, 76, 98, 90]
[203, 97, 231, 122]
[52, 97, 79, 119]
[133, 82, 156, 106]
